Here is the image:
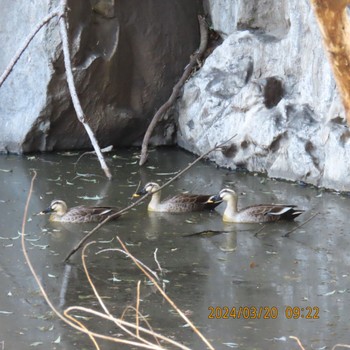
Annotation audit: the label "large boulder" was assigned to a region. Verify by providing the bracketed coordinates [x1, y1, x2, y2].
[177, 0, 350, 190]
[0, 0, 202, 153]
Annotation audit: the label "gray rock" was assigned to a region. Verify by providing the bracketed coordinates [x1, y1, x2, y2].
[177, 0, 350, 191]
[0, 0, 202, 153]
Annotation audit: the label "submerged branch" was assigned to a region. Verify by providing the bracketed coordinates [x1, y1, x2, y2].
[282, 212, 319, 238]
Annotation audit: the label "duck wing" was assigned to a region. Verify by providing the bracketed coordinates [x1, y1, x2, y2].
[239, 204, 303, 222]
[69, 206, 121, 221]
[165, 194, 222, 211]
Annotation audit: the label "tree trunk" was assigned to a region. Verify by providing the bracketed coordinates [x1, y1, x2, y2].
[310, 0, 350, 124]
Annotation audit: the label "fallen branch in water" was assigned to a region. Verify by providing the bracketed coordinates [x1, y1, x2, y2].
[64, 135, 236, 262]
[139, 15, 209, 166]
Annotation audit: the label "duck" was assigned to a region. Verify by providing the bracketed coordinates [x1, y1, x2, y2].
[40, 199, 121, 223]
[132, 182, 222, 213]
[207, 188, 304, 223]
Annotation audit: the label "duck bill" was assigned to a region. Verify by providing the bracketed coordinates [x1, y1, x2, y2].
[132, 189, 147, 198]
[207, 194, 221, 203]
[41, 206, 54, 214]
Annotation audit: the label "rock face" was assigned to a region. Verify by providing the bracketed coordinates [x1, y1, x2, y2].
[0, 0, 202, 153]
[177, 0, 350, 191]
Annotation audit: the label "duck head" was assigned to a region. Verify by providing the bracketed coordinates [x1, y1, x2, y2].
[207, 188, 238, 203]
[41, 200, 68, 217]
[132, 182, 161, 198]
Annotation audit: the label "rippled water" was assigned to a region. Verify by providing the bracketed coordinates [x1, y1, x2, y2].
[0, 147, 349, 349]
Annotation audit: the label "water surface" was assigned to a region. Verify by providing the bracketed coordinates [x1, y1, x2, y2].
[0, 147, 349, 349]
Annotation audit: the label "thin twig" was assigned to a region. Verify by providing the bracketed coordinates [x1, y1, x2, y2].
[74, 145, 113, 174]
[332, 344, 350, 350]
[63, 311, 100, 350]
[64, 306, 191, 350]
[117, 237, 215, 350]
[58, 0, 112, 180]
[139, 15, 209, 165]
[153, 248, 163, 275]
[283, 212, 319, 237]
[120, 304, 161, 347]
[289, 336, 306, 350]
[64, 135, 235, 261]
[0, 11, 59, 88]
[136, 280, 141, 338]
[253, 224, 266, 237]
[81, 242, 160, 348]
[96, 248, 160, 282]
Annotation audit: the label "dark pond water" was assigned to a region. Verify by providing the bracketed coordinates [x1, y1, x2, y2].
[0, 147, 349, 349]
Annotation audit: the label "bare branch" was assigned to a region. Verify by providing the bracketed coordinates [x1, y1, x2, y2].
[139, 15, 209, 165]
[0, 11, 59, 88]
[58, 0, 112, 179]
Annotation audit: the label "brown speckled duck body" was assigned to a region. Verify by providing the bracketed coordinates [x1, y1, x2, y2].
[41, 200, 120, 223]
[208, 188, 304, 223]
[133, 182, 222, 213]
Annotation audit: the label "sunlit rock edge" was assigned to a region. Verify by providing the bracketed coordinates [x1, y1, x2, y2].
[176, 0, 350, 191]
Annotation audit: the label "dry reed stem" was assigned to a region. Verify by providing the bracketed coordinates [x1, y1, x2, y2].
[83, 242, 194, 349]
[58, 0, 111, 180]
[81, 242, 160, 348]
[121, 304, 163, 348]
[153, 248, 163, 274]
[117, 237, 215, 350]
[96, 248, 160, 281]
[119, 305, 162, 348]
[65, 135, 235, 261]
[332, 345, 350, 350]
[289, 336, 306, 350]
[136, 280, 141, 338]
[0, 10, 59, 88]
[64, 305, 191, 350]
[63, 311, 100, 350]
